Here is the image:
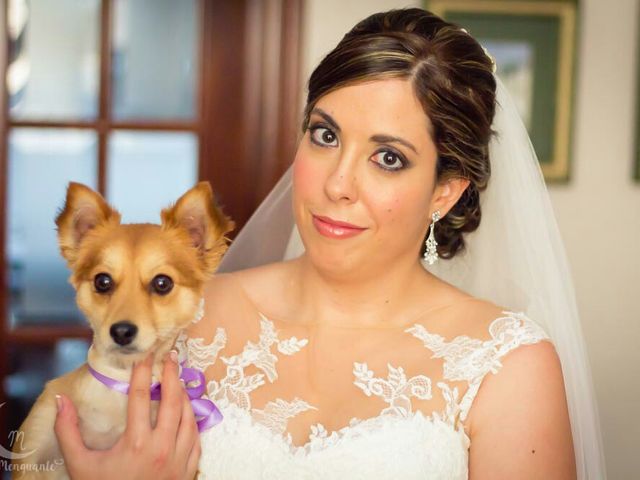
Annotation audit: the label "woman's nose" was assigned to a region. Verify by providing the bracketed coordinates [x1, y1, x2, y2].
[324, 152, 359, 203]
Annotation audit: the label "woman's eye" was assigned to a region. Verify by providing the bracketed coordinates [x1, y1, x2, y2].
[94, 273, 114, 294]
[151, 274, 174, 295]
[372, 150, 406, 171]
[310, 126, 338, 147]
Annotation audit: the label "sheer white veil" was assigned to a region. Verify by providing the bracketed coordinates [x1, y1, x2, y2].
[218, 76, 607, 479]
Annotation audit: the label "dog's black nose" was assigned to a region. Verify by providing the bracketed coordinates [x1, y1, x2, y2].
[110, 321, 138, 346]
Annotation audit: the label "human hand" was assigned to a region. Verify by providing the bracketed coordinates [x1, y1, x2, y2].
[54, 352, 201, 480]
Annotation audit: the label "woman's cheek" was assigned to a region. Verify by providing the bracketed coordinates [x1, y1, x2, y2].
[376, 195, 398, 221]
[293, 149, 322, 201]
[371, 187, 428, 234]
[367, 182, 406, 219]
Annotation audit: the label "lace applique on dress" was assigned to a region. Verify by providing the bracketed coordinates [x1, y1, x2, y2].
[405, 311, 549, 421]
[351, 364, 463, 429]
[183, 304, 551, 479]
[253, 398, 318, 440]
[175, 313, 315, 422]
[353, 362, 432, 417]
[176, 307, 549, 451]
[176, 327, 226, 373]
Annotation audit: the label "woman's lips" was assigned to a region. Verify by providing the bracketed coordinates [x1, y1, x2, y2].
[312, 214, 367, 239]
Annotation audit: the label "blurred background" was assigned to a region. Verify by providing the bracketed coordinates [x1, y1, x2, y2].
[0, 0, 637, 478]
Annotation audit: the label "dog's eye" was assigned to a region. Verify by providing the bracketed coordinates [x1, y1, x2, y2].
[152, 274, 174, 295]
[94, 273, 114, 293]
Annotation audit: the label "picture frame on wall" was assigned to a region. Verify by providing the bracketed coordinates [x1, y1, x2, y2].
[428, 0, 578, 182]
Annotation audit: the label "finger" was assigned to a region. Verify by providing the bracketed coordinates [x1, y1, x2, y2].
[175, 391, 198, 465]
[125, 353, 153, 440]
[155, 351, 183, 438]
[184, 432, 202, 479]
[53, 394, 90, 470]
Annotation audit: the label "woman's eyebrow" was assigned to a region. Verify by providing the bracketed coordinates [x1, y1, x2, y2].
[370, 134, 418, 154]
[310, 108, 341, 132]
[310, 108, 417, 154]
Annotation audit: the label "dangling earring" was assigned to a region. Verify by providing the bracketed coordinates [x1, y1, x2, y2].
[423, 210, 441, 265]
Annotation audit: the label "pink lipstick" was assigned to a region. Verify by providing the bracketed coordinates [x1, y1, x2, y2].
[312, 214, 367, 239]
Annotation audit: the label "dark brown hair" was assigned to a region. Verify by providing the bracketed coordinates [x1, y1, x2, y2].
[302, 8, 497, 259]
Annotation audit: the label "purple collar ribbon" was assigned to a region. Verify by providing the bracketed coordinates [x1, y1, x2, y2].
[88, 362, 223, 432]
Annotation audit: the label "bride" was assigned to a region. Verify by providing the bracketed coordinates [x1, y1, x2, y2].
[54, 7, 605, 479]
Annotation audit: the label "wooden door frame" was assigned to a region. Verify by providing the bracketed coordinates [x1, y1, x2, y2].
[200, 0, 303, 228]
[0, 0, 8, 447]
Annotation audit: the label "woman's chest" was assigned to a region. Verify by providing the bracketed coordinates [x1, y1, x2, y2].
[202, 332, 454, 449]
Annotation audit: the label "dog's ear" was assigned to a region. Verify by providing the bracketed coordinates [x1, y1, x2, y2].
[161, 182, 235, 272]
[55, 182, 121, 265]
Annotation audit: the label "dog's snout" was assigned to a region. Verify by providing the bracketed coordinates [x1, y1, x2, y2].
[110, 321, 138, 346]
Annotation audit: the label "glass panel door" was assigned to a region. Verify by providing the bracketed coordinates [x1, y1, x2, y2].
[7, 128, 98, 328]
[111, 0, 199, 120]
[8, 0, 100, 120]
[106, 131, 198, 223]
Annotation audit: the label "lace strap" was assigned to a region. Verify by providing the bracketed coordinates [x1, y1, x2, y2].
[457, 312, 550, 421]
[406, 312, 550, 423]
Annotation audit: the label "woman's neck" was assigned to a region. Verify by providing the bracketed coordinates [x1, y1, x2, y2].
[291, 254, 438, 328]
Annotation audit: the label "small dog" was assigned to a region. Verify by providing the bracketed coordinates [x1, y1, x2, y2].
[10, 181, 234, 479]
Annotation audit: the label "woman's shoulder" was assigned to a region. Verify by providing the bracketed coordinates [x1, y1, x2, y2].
[413, 277, 549, 344]
[462, 325, 565, 447]
[453, 300, 549, 345]
[422, 284, 561, 437]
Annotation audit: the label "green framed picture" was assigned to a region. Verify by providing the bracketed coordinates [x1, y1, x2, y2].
[428, 0, 578, 182]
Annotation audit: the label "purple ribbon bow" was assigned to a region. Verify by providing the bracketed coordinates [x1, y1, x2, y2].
[88, 361, 223, 432]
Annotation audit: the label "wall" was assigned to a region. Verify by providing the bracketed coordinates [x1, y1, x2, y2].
[552, 1, 640, 479]
[301, 1, 640, 478]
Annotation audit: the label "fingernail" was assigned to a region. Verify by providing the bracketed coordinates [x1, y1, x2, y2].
[55, 394, 64, 413]
[170, 350, 178, 364]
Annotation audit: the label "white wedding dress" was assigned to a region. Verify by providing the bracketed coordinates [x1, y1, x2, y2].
[175, 273, 551, 479]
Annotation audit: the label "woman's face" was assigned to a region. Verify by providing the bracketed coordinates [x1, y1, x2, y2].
[292, 78, 461, 276]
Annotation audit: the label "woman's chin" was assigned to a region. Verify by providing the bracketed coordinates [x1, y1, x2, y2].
[304, 248, 366, 276]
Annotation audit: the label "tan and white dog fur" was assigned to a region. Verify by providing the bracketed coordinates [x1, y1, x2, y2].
[10, 182, 233, 479]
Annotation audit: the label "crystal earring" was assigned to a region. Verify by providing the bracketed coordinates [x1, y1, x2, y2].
[423, 210, 441, 265]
